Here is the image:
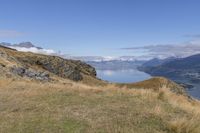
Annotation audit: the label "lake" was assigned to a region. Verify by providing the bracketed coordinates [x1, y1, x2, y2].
[97, 69, 151, 83]
[186, 84, 200, 99]
[97, 69, 200, 99]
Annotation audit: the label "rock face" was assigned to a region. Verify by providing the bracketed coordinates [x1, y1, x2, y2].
[15, 56, 96, 81]
[10, 66, 50, 81]
[0, 45, 96, 81]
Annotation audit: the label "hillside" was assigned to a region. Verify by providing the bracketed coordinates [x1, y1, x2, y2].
[0, 45, 96, 81]
[0, 45, 200, 133]
[140, 57, 177, 67]
[139, 54, 200, 83]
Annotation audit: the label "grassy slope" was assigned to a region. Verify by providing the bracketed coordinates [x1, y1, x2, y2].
[0, 46, 200, 133]
[0, 78, 200, 133]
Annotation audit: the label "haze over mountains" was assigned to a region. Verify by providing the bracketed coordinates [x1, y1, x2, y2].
[140, 54, 200, 84]
[2, 42, 200, 83]
[0, 42, 198, 73]
[0, 42, 137, 61]
[0, 42, 171, 70]
[0, 42, 182, 62]
[0, 42, 155, 64]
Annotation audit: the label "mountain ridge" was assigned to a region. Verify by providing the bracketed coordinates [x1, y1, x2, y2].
[139, 54, 200, 84]
[0, 45, 96, 81]
[0, 44, 186, 95]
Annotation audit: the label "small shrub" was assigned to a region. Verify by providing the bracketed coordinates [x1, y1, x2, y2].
[157, 91, 165, 101]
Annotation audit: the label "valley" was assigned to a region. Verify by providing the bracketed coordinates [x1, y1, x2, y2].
[0, 45, 200, 133]
[2, 1, 200, 132]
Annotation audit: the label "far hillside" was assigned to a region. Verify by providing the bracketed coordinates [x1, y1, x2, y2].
[139, 54, 200, 83]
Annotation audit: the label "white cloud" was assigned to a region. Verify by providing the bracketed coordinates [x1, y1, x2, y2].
[121, 39, 200, 59]
[9, 46, 56, 55]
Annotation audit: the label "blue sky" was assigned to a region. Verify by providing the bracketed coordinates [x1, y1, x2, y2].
[0, 0, 200, 56]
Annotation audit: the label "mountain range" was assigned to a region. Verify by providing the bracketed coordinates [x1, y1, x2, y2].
[2, 42, 200, 83]
[139, 54, 200, 84]
[87, 60, 146, 70]
[140, 57, 178, 67]
[0, 43, 186, 94]
[0, 42, 149, 62]
[1, 43, 199, 133]
[0, 42, 56, 55]
[0, 42, 42, 49]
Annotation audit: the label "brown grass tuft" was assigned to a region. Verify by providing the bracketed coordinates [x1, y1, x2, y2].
[0, 78, 199, 133]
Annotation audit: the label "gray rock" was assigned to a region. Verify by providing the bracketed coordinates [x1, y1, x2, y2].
[40, 71, 49, 78]
[35, 58, 83, 81]
[10, 66, 25, 76]
[25, 69, 37, 77]
[68, 70, 83, 81]
[8, 50, 96, 81]
[10, 66, 50, 81]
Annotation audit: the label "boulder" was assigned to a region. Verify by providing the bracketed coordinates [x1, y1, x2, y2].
[10, 66, 50, 81]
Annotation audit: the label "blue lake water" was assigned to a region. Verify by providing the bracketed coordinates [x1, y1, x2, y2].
[185, 83, 200, 99]
[97, 69, 200, 99]
[97, 69, 151, 83]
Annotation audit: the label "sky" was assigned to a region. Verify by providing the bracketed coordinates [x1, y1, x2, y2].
[1, 0, 200, 57]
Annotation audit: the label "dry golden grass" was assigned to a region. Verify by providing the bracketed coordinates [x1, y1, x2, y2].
[1, 42, 200, 132]
[0, 78, 200, 133]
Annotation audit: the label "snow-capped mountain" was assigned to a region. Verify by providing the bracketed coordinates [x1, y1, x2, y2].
[67, 56, 139, 62]
[0, 42, 154, 62]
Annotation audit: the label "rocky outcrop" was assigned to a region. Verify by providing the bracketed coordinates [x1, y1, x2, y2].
[15, 55, 96, 81]
[10, 66, 50, 81]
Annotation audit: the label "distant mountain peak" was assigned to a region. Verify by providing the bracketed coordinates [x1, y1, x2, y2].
[14, 42, 34, 48]
[0, 42, 55, 55]
[0, 41, 42, 49]
[13, 42, 42, 49]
